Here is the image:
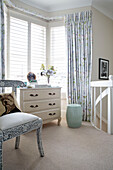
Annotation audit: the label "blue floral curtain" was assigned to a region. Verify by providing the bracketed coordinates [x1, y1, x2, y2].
[0, 0, 5, 81]
[65, 11, 92, 121]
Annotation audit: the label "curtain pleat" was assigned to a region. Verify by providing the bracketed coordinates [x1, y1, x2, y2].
[0, 0, 5, 80]
[65, 11, 92, 121]
[0, 0, 5, 92]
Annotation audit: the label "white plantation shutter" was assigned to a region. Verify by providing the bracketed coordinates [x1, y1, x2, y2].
[8, 15, 46, 82]
[10, 17, 28, 81]
[31, 23, 46, 74]
[50, 26, 67, 91]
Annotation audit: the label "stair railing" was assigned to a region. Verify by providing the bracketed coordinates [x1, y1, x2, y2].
[90, 80, 113, 134]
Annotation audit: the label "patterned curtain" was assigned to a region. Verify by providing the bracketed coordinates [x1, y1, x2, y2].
[0, 0, 5, 81]
[65, 11, 92, 121]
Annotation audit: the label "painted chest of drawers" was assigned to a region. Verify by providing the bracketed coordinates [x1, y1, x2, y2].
[19, 87, 61, 125]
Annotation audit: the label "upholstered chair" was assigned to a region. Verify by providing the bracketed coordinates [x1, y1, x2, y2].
[0, 80, 44, 170]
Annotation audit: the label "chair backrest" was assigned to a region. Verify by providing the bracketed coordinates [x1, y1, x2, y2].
[0, 80, 26, 94]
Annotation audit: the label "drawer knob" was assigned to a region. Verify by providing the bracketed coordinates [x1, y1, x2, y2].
[35, 94, 38, 96]
[49, 113, 56, 116]
[48, 93, 56, 95]
[49, 103, 52, 106]
[48, 103, 56, 106]
[30, 94, 38, 97]
[30, 105, 38, 108]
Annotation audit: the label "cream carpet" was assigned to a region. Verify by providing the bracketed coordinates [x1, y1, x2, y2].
[3, 119, 113, 170]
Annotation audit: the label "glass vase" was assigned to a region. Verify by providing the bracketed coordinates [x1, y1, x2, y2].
[47, 76, 50, 85]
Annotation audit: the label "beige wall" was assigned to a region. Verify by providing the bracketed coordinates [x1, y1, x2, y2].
[92, 7, 113, 81]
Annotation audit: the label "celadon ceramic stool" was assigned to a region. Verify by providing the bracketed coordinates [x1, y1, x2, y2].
[66, 104, 82, 128]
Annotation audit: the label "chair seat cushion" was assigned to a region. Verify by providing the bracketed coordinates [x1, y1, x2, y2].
[0, 112, 42, 130]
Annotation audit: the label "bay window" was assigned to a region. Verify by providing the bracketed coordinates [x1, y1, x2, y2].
[6, 9, 67, 92]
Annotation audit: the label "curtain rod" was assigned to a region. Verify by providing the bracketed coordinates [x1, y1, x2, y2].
[4, 0, 64, 21]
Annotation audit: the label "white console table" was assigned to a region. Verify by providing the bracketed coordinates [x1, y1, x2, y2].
[18, 87, 61, 125]
[91, 80, 113, 134]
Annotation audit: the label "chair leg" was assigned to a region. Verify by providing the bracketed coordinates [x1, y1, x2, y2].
[15, 136, 20, 149]
[37, 128, 44, 157]
[0, 141, 3, 170]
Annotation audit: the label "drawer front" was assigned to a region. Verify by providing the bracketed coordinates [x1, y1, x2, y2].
[34, 109, 60, 120]
[23, 89, 60, 101]
[23, 99, 60, 112]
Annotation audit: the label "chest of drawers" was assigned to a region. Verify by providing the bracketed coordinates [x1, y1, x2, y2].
[19, 87, 61, 125]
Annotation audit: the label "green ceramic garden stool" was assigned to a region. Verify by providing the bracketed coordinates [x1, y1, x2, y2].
[66, 104, 82, 128]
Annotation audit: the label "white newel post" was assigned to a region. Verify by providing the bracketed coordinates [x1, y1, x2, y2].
[100, 87, 102, 130]
[94, 87, 96, 126]
[108, 87, 113, 134]
[91, 87, 93, 124]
